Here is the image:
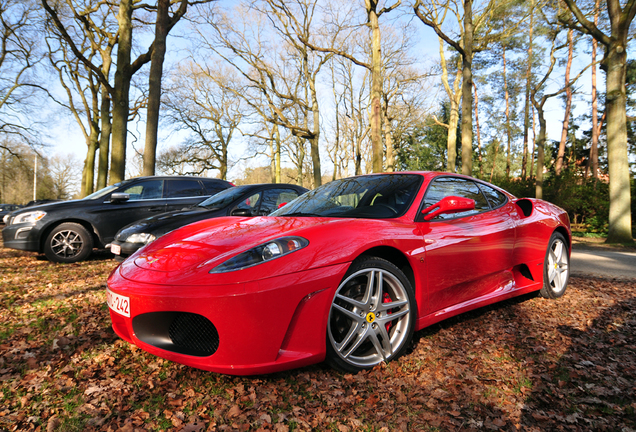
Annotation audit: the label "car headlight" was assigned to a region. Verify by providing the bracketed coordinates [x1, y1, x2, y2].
[126, 233, 156, 245]
[12, 211, 46, 224]
[210, 236, 309, 273]
[3, 214, 9, 224]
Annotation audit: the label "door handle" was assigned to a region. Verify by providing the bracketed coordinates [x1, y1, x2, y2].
[148, 207, 164, 212]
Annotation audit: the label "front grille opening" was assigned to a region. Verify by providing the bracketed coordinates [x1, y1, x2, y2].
[133, 312, 219, 357]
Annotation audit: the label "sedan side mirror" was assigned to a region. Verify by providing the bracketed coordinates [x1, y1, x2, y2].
[230, 208, 253, 216]
[421, 196, 475, 221]
[110, 193, 130, 203]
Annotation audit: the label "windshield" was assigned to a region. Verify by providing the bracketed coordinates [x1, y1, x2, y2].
[83, 180, 131, 200]
[198, 186, 252, 209]
[271, 174, 422, 219]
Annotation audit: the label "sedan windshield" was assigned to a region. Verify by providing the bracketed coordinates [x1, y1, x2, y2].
[83, 182, 126, 200]
[271, 174, 422, 219]
[198, 186, 252, 209]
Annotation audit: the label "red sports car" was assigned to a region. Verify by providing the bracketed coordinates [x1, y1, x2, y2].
[107, 172, 570, 375]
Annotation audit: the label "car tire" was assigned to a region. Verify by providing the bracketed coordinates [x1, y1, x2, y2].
[326, 256, 416, 373]
[44, 222, 94, 263]
[540, 232, 569, 299]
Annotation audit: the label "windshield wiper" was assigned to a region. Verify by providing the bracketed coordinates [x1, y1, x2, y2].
[282, 212, 322, 217]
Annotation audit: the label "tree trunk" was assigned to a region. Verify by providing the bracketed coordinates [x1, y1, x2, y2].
[604, 42, 632, 243]
[436, 37, 461, 172]
[297, 140, 305, 187]
[143, 0, 170, 177]
[535, 107, 547, 199]
[384, 117, 395, 172]
[503, 47, 512, 178]
[556, 29, 574, 176]
[97, 83, 111, 189]
[589, 0, 600, 181]
[473, 82, 483, 178]
[82, 130, 99, 196]
[110, 0, 134, 184]
[530, 106, 537, 179]
[367, 0, 383, 173]
[270, 140, 276, 183]
[521, 1, 534, 180]
[460, 0, 474, 176]
[275, 123, 281, 183]
[309, 77, 322, 187]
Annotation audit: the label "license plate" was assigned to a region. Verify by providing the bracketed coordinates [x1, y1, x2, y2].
[111, 244, 121, 255]
[107, 288, 130, 317]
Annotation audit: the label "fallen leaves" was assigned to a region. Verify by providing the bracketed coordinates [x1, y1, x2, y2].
[1, 245, 635, 431]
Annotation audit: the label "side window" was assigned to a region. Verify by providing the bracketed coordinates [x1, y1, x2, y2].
[202, 179, 229, 195]
[165, 179, 205, 198]
[477, 183, 508, 208]
[120, 180, 163, 201]
[234, 192, 261, 214]
[260, 189, 300, 214]
[422, 177, 490, 220]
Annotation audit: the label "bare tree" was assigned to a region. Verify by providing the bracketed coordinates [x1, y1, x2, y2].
[43, 0, 117, 196]
[0, 0, 47, 150]
[49, 153, 81, 199]
[194, 1, 333, 187]
[162, 62, 244, 179]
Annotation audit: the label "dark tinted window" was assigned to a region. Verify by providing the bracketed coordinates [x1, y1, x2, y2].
[422, 177, 490, 220]
[234, 192, 261, 214]
[165, 179, 204, 198]
[260, 188, 300, 214]
[121, 180, 163, 201]
[477, 183, 508, 208]
[202, 179, 230, 195]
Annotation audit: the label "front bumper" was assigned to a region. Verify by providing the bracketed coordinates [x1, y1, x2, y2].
[2, 223, 41, 251]
[107, 262, 350, 375]
[110, 239, 145, 260]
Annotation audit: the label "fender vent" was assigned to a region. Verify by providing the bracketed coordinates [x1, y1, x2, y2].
[516, 199, 533, 217]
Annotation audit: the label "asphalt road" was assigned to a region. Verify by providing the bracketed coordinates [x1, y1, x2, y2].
[571, 245, 636, 279]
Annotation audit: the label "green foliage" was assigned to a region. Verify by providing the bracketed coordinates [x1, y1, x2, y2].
[491, 172, 612, 234]
[395, 103, 460, 172]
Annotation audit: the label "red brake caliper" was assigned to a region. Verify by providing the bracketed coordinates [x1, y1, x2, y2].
[383, 292, 392, 332]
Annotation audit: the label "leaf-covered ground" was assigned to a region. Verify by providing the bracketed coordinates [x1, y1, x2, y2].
[1, 243, 635, 432]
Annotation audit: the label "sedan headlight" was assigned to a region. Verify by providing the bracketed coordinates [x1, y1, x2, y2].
[3, 214, 10, 224]
[12, 211, 46, 224]
[210, 236, 309, 273]
[126, 233, 156, 245]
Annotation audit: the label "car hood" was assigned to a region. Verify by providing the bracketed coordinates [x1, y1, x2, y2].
[117, 216, 413, 286]
[117, 206, 222, 239]
[11, 199, 80, 214]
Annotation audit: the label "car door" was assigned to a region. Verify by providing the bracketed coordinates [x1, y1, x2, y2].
[92, 179, 168, 243]
[416, 177, 516, 314]
[164, 179, 208, 212]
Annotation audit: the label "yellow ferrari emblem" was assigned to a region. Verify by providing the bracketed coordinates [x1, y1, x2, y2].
[366, 312, 376, 323]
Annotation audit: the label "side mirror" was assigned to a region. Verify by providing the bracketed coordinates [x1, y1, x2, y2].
[277, 202, 288, 209]
[110, 193, 130, 203]
[421, 196, 475, 221]
[230, 208, 252, 217]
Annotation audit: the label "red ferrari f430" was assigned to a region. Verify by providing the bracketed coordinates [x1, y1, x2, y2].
[107, 172, 570, 375]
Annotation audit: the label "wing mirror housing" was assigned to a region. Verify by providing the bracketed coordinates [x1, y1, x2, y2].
[110, 193, 130, 203]
[421, 196, 475, 221]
